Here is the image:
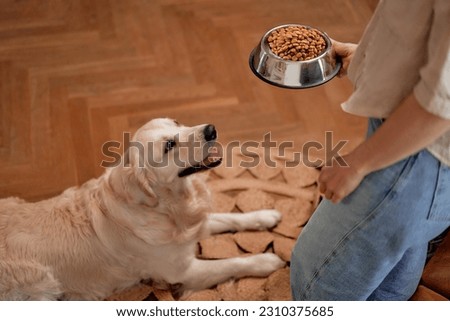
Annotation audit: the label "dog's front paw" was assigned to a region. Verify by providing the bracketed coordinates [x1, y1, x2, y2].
[249, 253, 286, 276]
[247, 209, 282, 230]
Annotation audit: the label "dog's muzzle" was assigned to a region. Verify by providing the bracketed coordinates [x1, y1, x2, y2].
[178, 125, 222, 178]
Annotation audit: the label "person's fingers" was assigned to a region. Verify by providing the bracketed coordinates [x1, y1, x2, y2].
[318, 169, 328, 194]
[331, 40, 350, 77]
[337, 65, 347, 78]
[331, 40, 349, 56]
[319, 182, 326, 194]
[331, 192, 342, 203]
[324, 190, 333, 200]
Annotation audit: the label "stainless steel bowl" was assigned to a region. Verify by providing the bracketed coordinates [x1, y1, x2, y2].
[249, 24, 341, 89]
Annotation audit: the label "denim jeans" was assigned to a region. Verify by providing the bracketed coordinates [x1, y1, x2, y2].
[290, 118, 450, 300]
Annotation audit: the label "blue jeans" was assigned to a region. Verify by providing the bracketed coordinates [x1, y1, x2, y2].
[290, 118, 450, 300]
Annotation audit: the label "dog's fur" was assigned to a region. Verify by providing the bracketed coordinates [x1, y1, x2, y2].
[0, 118, 285, 300]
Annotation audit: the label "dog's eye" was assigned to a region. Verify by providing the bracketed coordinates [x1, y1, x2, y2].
[165, 140, 176, 153]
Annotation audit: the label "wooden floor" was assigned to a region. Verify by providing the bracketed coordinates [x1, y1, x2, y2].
[0, 0, 377, 201]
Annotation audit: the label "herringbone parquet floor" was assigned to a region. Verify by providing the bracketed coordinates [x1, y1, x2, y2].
[0, 0, 377, 201]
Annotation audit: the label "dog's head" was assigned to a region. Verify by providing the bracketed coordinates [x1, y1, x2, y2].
[108, 118, 222, 208]
[102, 118, 221, 243]
[127, 118, 222, 185]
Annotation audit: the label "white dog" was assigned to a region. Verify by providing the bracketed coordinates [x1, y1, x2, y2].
[0, 118, 285, 300]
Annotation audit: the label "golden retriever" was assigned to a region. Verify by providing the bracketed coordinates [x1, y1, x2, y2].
[0, 118, 285, 300]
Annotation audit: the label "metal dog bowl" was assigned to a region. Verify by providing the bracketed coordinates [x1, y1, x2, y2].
[249, 24, 341, 89]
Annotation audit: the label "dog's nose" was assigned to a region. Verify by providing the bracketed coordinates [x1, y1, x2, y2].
[203, 124, 217, 141]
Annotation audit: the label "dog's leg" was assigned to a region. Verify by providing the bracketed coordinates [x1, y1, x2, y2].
[206, 209, 281, 235]
[181, 253, 285, 292]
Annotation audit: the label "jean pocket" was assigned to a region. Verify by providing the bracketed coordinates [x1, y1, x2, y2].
[427, 163, 450, 221]
[344, 153, 417, 217]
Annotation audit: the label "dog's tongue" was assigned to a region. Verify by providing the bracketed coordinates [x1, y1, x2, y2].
[178, 146, 223, 178]
[201, 146, 222, 167]
[201, 155, 221, 167]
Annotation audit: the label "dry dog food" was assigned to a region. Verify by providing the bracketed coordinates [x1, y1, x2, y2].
[268, 26, 327, 61]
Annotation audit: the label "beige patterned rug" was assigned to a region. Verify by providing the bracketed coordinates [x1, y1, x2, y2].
[106, 151, 320, 301]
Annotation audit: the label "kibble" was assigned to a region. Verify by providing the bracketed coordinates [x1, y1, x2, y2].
[267, 26, 327, 61]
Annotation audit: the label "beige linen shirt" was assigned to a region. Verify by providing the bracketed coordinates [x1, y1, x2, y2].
[342, 0, 450, 165]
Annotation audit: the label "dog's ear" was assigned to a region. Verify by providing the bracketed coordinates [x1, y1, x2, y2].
[107, 164, 159, 208]
[121, 140, 159, 207]
[133, 167, 159, 208]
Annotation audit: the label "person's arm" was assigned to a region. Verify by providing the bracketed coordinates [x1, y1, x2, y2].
[319, 94, 450, 203]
